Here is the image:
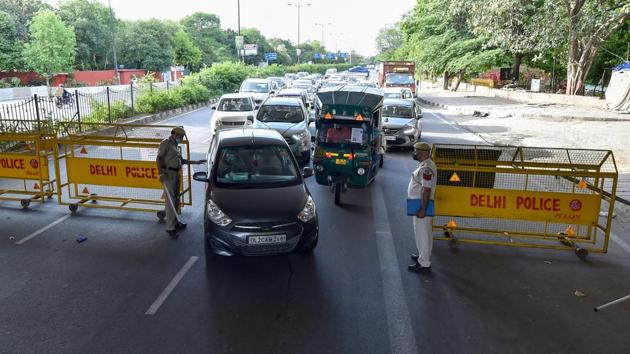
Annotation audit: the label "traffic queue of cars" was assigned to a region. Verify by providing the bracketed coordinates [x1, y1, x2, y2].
[198, 68, 423, 262]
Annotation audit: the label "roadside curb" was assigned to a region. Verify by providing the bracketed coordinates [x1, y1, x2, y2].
[417, 97, 630, 122]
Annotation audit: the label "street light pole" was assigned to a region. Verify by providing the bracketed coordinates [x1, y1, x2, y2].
[107, 0, 119, 84]
[288, 2, 311, 64]
[237, 0, 241, 62]
[314, 22, 331, 47]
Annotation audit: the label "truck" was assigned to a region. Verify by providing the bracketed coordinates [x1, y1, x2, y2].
[378, 61, 417, 96]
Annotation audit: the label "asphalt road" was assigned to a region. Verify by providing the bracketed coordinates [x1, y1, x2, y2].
[1, 105, 630, 354]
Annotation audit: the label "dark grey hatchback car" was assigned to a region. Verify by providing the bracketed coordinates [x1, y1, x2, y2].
[193, 129, 318, 263]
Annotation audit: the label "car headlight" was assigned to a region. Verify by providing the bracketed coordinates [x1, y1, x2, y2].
[403, 124, 417, 135]
[207, 198, 232, 226]
[292, 132, 308, 144]
[297, 195, 316, 223]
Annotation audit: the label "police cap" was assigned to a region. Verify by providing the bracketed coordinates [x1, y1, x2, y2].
[413, 142, 431, 151]
[171, 127, 186, 136]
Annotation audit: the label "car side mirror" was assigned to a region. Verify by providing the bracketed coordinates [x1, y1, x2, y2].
[255, 105, 260, 110]
[247, 115, 254, 123]
[302, 167, 314, 178]
[270, 90, 276, 95]
[193, 171, 209, 182]
[211, 105, 216, 110]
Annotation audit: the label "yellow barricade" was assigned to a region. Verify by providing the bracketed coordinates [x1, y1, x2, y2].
[470, 78, 495, 88]
[53, 122, 192, 218]
[0, 119, 56, 208]
[431, 144, 618, 259]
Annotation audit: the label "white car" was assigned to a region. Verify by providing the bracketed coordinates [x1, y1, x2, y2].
[211, 94, 257, 134]
[239, 78, 274, 105]
[381, 87, 413, 100]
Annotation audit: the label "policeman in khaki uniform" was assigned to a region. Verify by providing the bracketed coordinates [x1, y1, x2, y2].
[156, 127, 205, 238]
[407, 142, 437, 272]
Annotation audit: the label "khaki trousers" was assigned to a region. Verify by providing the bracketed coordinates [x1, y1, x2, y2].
[162, 170, 181, 231]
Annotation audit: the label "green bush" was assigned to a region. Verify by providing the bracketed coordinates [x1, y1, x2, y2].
[85, 100, 133, 123]
[136, 90, 185, 114]
[174, 82, 211, 105]
[251, 64, 286, 78]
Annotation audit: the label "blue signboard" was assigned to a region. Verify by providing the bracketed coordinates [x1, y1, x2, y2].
[264, 52, 278, 61]
[326, 52, 336, 59]
[313, 53, 322, 60]
[338, 52, 349, 58]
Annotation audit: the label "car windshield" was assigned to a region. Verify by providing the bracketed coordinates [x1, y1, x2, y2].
[241, 82, 269, 93]
[218, 98, 253, 111]
[257, 105, 304, 123]
[214, 145, 300, 188]
[317, 121, 369, 146]
[386, 73, 414, 85]
[384, 92, 402, 98]
[383, 105, 413, 118]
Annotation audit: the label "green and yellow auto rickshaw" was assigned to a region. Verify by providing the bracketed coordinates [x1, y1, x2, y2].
[312, 86, 385, 205]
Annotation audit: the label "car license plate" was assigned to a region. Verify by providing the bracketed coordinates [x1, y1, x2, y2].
[385, 135, 396, 141]
[335, 159, 347, 165]
[248, 234, 286, 245]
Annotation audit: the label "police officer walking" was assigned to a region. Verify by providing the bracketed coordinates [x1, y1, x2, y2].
[156, 127, 205, 238]
[407, 142, 437, 272]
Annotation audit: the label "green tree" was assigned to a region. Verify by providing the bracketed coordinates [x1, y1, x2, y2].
[0, 0, 51, 40]
[395, 0, 507, 89]
[173, 29, 202, 71]
[117, 19, 178, 72]
[268, 38, 296, 65]
[375, 24, 403, 61]
[588, 21, 630, 85]
[22, 10, 76, 89]
[0, 10, 23, 70]
[554, 0, 630, 95]
[57, 0, 115, 70]
[463, 0, 560, 81]
[240, 28, 273, 65]
[180, 12, 231, 68]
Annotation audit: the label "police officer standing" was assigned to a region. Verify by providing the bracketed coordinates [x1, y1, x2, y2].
[407, 142, 437, 272]
[156, 127, 206, 238]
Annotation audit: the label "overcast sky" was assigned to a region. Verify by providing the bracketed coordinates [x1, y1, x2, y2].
[49, 0, 416, 56]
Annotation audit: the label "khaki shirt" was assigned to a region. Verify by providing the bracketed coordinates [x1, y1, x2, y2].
[407, 158, 437, 200]
[156, 136, 184, 174]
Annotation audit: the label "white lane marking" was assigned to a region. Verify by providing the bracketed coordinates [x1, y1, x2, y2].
[16, 214, 72, 245]
[145, 256, 198, 315]
[371, 184, 419, 354]
[611, 232, 630, 255]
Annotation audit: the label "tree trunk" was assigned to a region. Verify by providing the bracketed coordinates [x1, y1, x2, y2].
[511, 53, 524, 82]
[442, 70, 450, 90]
[46, 77, 51, 97]
[452, 70, 465, 91]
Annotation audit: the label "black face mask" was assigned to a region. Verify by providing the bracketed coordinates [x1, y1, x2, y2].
[412, 154, 418, 161]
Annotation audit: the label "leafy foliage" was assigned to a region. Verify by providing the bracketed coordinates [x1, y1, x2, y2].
[22, 10, 76, 84]
[173, 29, 202, 70]
[117, 19, 178, 72]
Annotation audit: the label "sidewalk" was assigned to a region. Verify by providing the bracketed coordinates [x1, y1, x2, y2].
[417, 86, 630, 222]
[418, 86, 630, 122]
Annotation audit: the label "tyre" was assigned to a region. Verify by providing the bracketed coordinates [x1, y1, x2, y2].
[69, 204, 78, 213]
[55, 99, 62, 109]
[334, 183, 342, 206]
[157, 210, 166, 221]
[20, 199, 30, 209]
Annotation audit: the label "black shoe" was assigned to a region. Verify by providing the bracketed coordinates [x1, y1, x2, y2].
[410, 254, 419, 261]
[407, 262, 431, 273]
[176, 222, 187, 230]
[167, 229, 179, 239]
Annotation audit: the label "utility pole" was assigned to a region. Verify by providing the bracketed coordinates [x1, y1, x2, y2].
[314, 22, 331, 47]
[108, 0, 119, 84]
[237, 0, 241, 62]
[288, 2, 311, 63]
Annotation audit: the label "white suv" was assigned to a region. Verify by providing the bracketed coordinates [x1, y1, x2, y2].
[239, 78, 274, 105]
[211, 94, 257, 134]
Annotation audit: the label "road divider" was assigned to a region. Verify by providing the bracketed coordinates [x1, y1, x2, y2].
[0, 118, 56, 208]
[431, 144, 618, 259]
[52, 122, 192, 218]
